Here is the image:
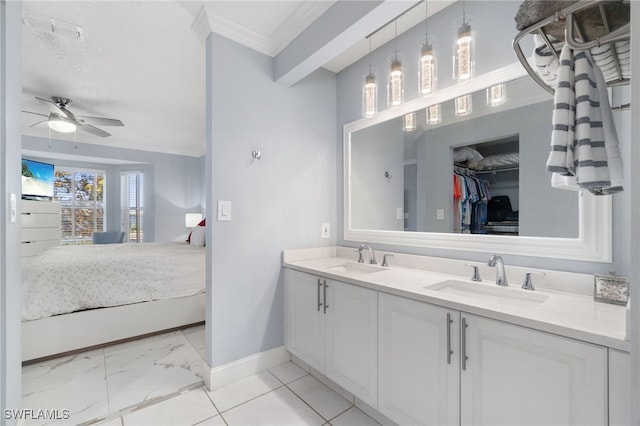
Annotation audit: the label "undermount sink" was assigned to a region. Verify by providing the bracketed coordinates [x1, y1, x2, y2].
[326, 262, 385, 274]
[424, 280, 548, 308]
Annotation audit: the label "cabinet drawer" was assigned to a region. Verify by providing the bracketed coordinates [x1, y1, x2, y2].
[21, 240, 59, 257]
[21, 227, 60, 243]
[21, 213, 61, 228]
[22, 200, 61, 214]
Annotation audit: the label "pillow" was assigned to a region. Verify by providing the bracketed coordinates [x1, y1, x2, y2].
[186, 218, 206, 242]
[453, 147, 484, 163]
[190, 225, 206, 247]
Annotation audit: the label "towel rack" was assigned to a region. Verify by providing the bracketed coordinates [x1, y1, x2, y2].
[512, 0, 630, 96]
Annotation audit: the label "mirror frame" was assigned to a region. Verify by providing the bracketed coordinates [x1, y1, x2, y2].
[343, 62, 612, 262]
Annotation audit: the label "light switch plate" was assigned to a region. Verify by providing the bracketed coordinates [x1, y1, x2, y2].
[321, 223, 330, 239]
[217, 200, 231, 222]
[396, 207, 403, 220]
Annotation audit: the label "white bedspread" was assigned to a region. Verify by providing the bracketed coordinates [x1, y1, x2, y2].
[22, 242, 205, 321]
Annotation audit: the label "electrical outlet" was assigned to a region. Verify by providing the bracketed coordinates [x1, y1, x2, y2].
[321, 223, 330, 239]
[436, 208, 445, 220]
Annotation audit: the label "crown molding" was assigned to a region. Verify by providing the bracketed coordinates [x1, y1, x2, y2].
[271, 1, 334, 56]
[192, 2, 334, 57]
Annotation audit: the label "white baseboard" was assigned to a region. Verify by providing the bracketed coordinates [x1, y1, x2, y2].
[202, 346, 290, 391]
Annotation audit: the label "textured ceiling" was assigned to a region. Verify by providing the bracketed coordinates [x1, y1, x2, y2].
[21, 1, 446, 159]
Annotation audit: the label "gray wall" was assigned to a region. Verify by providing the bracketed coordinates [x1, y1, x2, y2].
[206, 34, 337, 367]
[337, 0, 632, 275]
[1, 0, 23, 422]
[22, 136, 204, 242]
[351, 119, 404, 231]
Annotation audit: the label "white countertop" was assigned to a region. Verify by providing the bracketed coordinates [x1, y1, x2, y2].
[283, 248, 629, 352]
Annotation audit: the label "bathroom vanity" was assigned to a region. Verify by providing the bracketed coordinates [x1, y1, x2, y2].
[283, 247, 629, 426]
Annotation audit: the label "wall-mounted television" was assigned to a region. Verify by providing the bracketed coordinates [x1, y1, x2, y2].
[22, 158, 55, 201]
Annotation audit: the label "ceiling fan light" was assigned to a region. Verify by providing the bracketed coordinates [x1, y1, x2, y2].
[48, 117, 77, 133]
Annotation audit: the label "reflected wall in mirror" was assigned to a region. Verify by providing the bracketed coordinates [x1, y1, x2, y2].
[350, 76, 579, 239]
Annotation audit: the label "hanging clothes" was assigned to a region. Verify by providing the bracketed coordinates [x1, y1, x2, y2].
[453, 170, 491, 234]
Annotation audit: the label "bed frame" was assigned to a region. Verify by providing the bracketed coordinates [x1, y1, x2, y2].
[22, 292, 206, 363]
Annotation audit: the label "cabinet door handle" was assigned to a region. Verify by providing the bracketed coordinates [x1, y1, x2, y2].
[446, 312, 453, 364]
[461, 317, 469, 371]
[317, 279, 323, 312]
[323, 281, 329, 314]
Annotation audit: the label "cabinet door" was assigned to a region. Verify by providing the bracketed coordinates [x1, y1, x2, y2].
[461, 314, 607, 426]
[325, 279, 378, 408]
[609, 349, 631, 426]
[378, 293, 460, 426]
[284, 269, 324, 372]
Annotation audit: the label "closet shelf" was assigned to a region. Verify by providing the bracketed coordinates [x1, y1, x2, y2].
[512, 0, 630, 95]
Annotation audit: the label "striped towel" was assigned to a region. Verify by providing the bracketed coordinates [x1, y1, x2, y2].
[546, 43, 622, 194]
[532, 35, 563, 87]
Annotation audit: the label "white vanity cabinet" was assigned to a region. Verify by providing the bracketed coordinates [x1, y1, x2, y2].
[378, 293, 460, 426]
[284, 269, 378, 407]
[460, 313, 608, 425]
[608, 349, 631, 426]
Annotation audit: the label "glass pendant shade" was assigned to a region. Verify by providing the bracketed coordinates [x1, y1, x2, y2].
[48, 116, 77, 133]
[362, 72, 378, 118]
[427, 104, 442, 124]
[419, 42, 436, 96]
[388, 58, 404, 107]
[454, 22, 474, 83]
[455, 94, 472, 116]
[487, 83, 506, 106]
[403, 112, 416, 132]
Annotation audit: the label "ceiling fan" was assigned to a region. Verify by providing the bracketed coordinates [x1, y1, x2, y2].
[23, 96, 124, 137]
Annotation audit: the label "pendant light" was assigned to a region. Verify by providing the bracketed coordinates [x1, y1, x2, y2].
[403, 112, 416, 131]
[427, 104, 441, 124]
[419, 0, 436, 96]
[455, 94, 472, 116]
[487, 83, 506, 106]
[362, 36, 378, 118]
[454, 0, 474, 84]
[388, 19, 404, 108]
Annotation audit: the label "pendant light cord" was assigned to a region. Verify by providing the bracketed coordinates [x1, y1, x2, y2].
[462, 0, 466, 24]
[368, 36, 373, 74]
[394, 19, 398, 61]
[424, 0, 428, 42]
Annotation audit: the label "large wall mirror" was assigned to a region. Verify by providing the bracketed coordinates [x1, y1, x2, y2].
[344, 64, 612, 262]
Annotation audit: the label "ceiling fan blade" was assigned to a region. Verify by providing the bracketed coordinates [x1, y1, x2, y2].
[75, 116, 124, 127]
[22, 110, 49, 118]
[35, 96, 69, 117]
[29, 119, 49, 128]
[77, 123, 111, 137]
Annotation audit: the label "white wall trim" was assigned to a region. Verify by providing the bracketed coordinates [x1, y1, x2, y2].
[202, 346, 290, 391]
[343, 62, 613, 263]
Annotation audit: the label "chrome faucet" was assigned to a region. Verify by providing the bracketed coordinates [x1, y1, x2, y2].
[487, 255, 508, 286]
[358, 243, 377, 265]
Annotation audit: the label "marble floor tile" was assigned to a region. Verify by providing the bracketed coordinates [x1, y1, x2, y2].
[206, 371, 282, 412]
[222, 387, 325, 426]
[182, 325, 206, 359]
[268, 361, 308, 385]
[21, 349, 109, 426]
[94, 417, 123, 426]
[287, 375, 352, 420]
[121, 388, 218, 426]
[329, 407, 381, 426]
[104, 331, 204, 412]
[192, 415, 227, 426]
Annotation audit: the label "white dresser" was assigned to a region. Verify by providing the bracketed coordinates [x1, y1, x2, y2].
[21, 199, 61, 260]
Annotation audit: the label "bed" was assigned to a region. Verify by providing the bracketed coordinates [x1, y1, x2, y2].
[21, 242, 205, 362]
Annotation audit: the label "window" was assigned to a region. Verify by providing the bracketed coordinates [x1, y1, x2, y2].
[122, 172, 144, 243]
[54, 167, 106, 244]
